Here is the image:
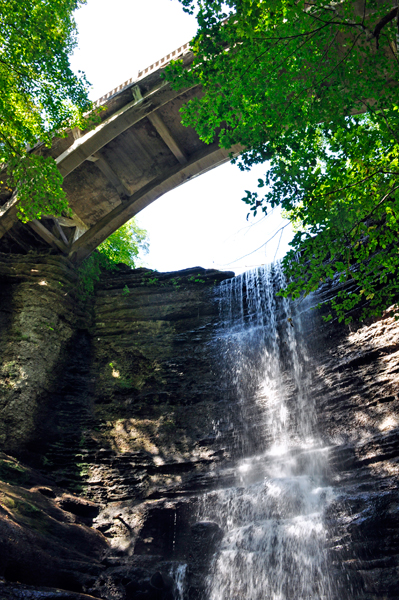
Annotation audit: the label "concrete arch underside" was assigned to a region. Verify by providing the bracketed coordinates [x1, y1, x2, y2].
[0, 47, 241, 262]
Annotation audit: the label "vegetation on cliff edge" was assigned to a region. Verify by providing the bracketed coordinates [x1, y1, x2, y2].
[168, 0, 399, 322]
[77, 219, 149, 299]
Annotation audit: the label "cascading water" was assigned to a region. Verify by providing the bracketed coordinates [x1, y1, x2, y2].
[170, 564, 187, 600]
[201, 263, 335, 600]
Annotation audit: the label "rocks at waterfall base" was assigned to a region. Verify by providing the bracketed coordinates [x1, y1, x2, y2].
[0, 455, 106, 593]
[0, 253, 398, 599]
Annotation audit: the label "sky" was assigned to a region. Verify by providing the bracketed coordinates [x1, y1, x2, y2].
[70, 0, 293, 274]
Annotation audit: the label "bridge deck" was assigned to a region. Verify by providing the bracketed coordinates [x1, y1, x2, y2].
[0, 45, 240, 262]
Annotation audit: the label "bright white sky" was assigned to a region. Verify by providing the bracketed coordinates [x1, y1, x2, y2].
[70, 0, 293, 274]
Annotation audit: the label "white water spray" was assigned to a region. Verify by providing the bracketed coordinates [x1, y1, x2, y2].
[170, 563, 187, 600]
[204, 264, 334, 600]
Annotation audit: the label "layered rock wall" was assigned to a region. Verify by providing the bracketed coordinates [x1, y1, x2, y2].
[307, 300, 399, 599]
[0, 254, 83, 455]
[0, 254, 398, 599]
[0, 255, 235, 598]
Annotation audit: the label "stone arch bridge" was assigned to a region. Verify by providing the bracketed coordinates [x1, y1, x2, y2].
[0, 44, 241, 263]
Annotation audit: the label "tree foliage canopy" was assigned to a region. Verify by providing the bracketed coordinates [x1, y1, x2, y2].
[167, 0, 399, 321]
[77, 219, 149, 299]
[98, 219, 149, 268]
[0, 0, 93, 221]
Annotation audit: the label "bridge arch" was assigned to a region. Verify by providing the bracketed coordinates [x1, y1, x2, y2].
[0, 45, 240, 262]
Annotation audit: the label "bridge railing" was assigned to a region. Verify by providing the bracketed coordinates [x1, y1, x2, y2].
[92, 41, 191, 108]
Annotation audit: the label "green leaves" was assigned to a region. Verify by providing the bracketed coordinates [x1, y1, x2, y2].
[170, 0, 399, 321]
[10, 154, 69, 222]
[278, 122, 399, 323]
[0, 0, 92, 220]
[98, 219, 149, 268]
[77, 218, 149, 300]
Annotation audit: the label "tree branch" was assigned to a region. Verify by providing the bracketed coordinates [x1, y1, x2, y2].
[348, 183, 399, 236]
[224, 223, 291, 266]
[369, 6, 398, 48]
[280, 32, 361, 121]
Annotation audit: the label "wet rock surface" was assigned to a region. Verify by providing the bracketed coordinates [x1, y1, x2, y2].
[0, 254, 398, 599]
[292, 291, 399, 600]
[0, 580, 101, 599]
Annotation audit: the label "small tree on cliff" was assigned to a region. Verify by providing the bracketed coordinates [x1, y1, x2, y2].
[167, 0, 399, 322]
[0, 0, 93, 221]
[77, 218, 149, 299]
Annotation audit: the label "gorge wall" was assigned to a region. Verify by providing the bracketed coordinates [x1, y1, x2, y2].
[0, 253, 398, 600]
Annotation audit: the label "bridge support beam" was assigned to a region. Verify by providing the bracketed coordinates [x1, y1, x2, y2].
[56, 82, 198, 179]
[89, 154, 131, 200]
[0, 47, 242, 258]
[0, 193, 19, 239]
[68, 143, 241, 264]
[0, 82, 199, 243]
[29, 220, 68, 254]
[147, 112, 188, 164]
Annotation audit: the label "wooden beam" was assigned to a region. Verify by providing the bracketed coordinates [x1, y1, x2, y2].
[51, 218, 69, 246]
[93, 154, 131, 200]
[28, 220, 68, 254]
[147, 112, 187, 164]
[69, 142, 242, 263]
[56, 81, 198, 178]
[0, 192, 19, 239]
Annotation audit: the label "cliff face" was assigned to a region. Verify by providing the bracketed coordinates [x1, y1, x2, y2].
[0, 254, 81, 455]
[0, 255, 235, 599]
[308, 302, 399, 599]
[0, 254, 398, 600]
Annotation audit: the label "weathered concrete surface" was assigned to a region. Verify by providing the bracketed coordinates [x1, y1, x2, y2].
[0, 45, 241, 261]
[0, 254, 398, 599]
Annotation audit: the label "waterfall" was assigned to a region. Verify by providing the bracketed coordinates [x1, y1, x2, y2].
[170, 564, 187, 600]
[202, 263, 334, 600]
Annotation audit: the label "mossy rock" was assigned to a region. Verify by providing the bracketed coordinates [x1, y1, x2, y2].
[0, 459, 29, 485]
